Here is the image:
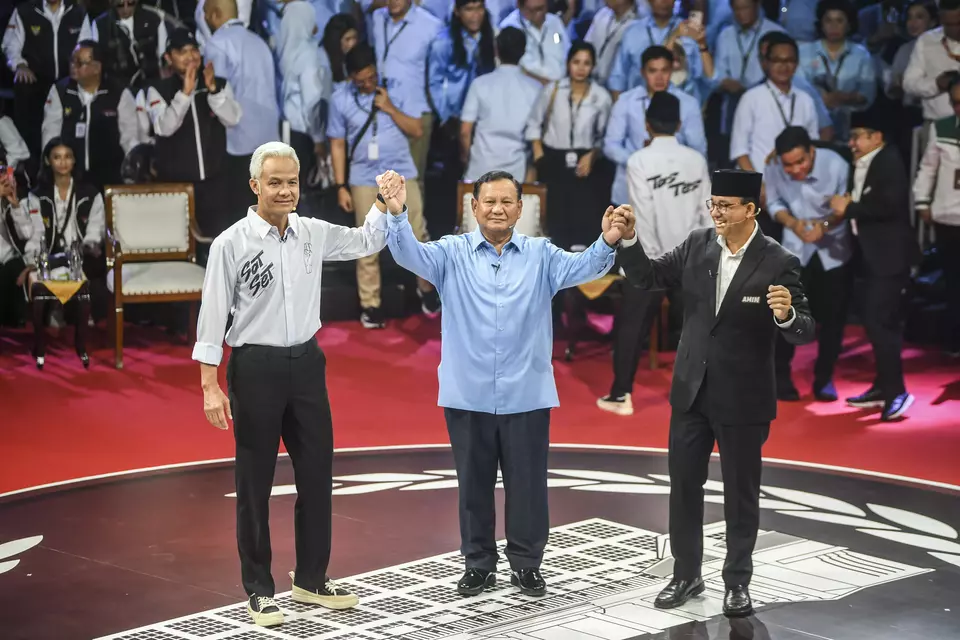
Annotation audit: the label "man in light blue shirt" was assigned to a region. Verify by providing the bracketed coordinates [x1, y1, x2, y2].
[764, 126, 852, 402]
[607, 0, 703, 95]
[328, 44, 438, 329]
[380, 168, 626, 598]
[202, 0, 280, 226]
[499, 0, 570, 84]
[370, 0, 443, 187]
[604, 45, 707, 204]
[460, 27, 542, 181]
[778, 0, 819, 42]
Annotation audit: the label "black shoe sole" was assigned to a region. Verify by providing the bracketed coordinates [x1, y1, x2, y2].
[654, 580, 705, 609]
[723, 603, 754, 618]
[510, 574, 547, 597]
[457, 572, 496, 596]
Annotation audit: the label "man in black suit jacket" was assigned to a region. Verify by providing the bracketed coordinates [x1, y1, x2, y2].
[617, 170, 815, 617]
[829, 110, 919, 421]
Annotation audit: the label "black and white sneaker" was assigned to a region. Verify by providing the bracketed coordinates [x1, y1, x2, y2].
[289, 571, 359, 610]
[360, 306, 386, 329]
[418, 288, 441, 318]
[846, 386, 885, 409]
[881, 393, 914, 421]
[247, 595, 283, 627]
[596, 393, 633, 415]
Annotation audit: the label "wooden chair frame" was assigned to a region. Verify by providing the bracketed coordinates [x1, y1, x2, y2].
[455, 181, 548, 235]
[104, 183, 204, 369]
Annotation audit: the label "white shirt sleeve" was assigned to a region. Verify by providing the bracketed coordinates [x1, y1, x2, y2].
[902, 36, 940, 100]
[525, 83, 552, 141]
[318, 206, 388, 260]
[146, 85, 191, 136]
[729, 91, 752, 164]
[83, 193, 105, 246]
[23, 194, 43, 264]
[2, 10, 25, 72]
[117, 89, 141, 153]
[192, 237, 237, 366]
[0, 116, 30, 166]
[41, 85, 63, 152]
[156, 19, 168, 61]
[209, 82, 243, 127]
[134, 88, 153, 144]
[913, 123, 939, 207]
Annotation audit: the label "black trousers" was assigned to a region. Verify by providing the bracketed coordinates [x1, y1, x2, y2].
[13, 79, 51, 174]
[860, 271, 909, 402]
[936, 223, 960, 352]
[538, 146, 609, 250]
[668, 382, 770, 587]
[224, 153, 256, 228]
[0, 257, 26, 327]
[444, 408, 550, 572]
[610, 287, 665, 398]
[775, 254, 852, 388]
[227, 340, 334, 598]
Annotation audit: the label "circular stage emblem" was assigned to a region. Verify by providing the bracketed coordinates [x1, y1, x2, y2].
[1, 447, 958, 640]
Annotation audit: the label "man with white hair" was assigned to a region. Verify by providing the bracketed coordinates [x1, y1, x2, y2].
[191, 141, 388, 627]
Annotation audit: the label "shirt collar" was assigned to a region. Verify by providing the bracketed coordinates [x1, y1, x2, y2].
[716, 219, 760, 257]
[649, 136, 678, 148]
[766, 79, 795, 98]
[856, 145, 883, 169]
[247, 207, 300, 240]
[469, 227, 525, 253]
[54, 178, 75, 202]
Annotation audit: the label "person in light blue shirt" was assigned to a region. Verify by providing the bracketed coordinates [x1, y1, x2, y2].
[499, 0, 571, 84]
[370, 0, 443, 184]
[604, 46, 707, 204]
[460, 27, 543, 181]
[607, 0, 704, 95]
[428, 0, 497, 125]
[379, 168, 626, 598]
[712, 0, 784, 133]
[798, 0, 876, 140]
[764, 126, 852, 402]
[328, 44, 437, 329]
[202, 0, 280, 225]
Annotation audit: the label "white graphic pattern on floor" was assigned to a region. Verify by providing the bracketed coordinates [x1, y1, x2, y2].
[96, 518, 932, 640]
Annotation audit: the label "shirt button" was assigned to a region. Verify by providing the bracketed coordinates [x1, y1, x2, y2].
[499, 327, 504, 331]
[496, 349, 502, 355]
[499, 303, 504, 308]
[499, 283, 505, 288]
[702, 359, 707, 365]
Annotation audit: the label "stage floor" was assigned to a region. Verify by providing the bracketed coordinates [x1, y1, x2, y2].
[1, 448, 958, 640]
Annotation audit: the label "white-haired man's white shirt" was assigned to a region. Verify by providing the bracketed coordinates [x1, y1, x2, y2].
[626, 136, 712, 259]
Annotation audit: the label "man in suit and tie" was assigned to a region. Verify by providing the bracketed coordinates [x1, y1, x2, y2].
[829, 110, 918, 421]
[616, 170, 815, 617]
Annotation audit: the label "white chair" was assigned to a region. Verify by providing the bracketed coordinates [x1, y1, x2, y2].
[456, 181, 547, 236]
[104, 183, 207, 369]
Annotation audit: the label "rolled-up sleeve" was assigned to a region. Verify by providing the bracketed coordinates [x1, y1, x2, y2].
[192, 238, 236, 366]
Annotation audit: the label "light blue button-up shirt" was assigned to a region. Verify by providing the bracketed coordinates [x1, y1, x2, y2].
[798, 40, 876, 139]
[788, 73, 833, 131]
[779, 0, 819, 43]
[204, 19, 280, 155]
[386, 211, 616, 413]
[603, 85, 707, 204]
[327, 85, 419, 186]
[371, 5, 443, 117]
[461, 64, 542, 181]
[763, 146, 852, 271]
[499, 10, 571, 83]
[607, 16, 703, 93]
[428, 28, 493, 123]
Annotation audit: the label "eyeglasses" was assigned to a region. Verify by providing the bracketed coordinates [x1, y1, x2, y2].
[768, 57, 798, 65]
[70, 58, 95, 67]
[706, 200, 742, 214]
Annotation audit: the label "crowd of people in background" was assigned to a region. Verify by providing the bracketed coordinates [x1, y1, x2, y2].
[0, 0, 958, 418]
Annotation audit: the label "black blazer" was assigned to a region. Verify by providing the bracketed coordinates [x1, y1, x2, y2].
[845, 144, 919, 277]
[620, 226, 815, 425]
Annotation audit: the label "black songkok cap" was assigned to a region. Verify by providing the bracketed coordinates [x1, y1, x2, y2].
[850, 109, 886, 135]
[167, 28, 199, 52]
[645, 91, 680, 124]
[711, 169, 763, 201]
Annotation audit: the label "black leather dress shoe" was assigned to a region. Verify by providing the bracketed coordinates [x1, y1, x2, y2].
[846, 386, 885, 408]
[654, 577, 704, 609]
[457, 568, 495, 596]
[723, 585, 753, 617]
[510, 568, 546, 596]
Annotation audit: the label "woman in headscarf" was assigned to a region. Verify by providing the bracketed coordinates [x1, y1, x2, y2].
[277, 0, 331, 187]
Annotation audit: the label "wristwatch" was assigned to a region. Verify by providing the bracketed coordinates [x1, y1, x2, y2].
[377, 193, 386, 205]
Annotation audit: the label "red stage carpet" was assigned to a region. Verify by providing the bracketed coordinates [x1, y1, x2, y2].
[1, 317, 958, 496]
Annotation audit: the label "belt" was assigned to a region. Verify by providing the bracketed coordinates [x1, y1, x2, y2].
[233, 340, 317, 358]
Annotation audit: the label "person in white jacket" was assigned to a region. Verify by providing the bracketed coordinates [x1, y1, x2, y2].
[597, 91, 711, 416]
[914, 80, 960, 357]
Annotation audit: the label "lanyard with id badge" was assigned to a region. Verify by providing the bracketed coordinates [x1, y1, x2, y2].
[566, 86, 591, 169]
[353, 92, 380, 161]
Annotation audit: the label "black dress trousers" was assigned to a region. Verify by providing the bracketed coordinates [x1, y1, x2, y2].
[227, 339, 334, 598]
[860, 272, 910, 401]
[667, 380, 770, 588]
[444, 408, 551, 573]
